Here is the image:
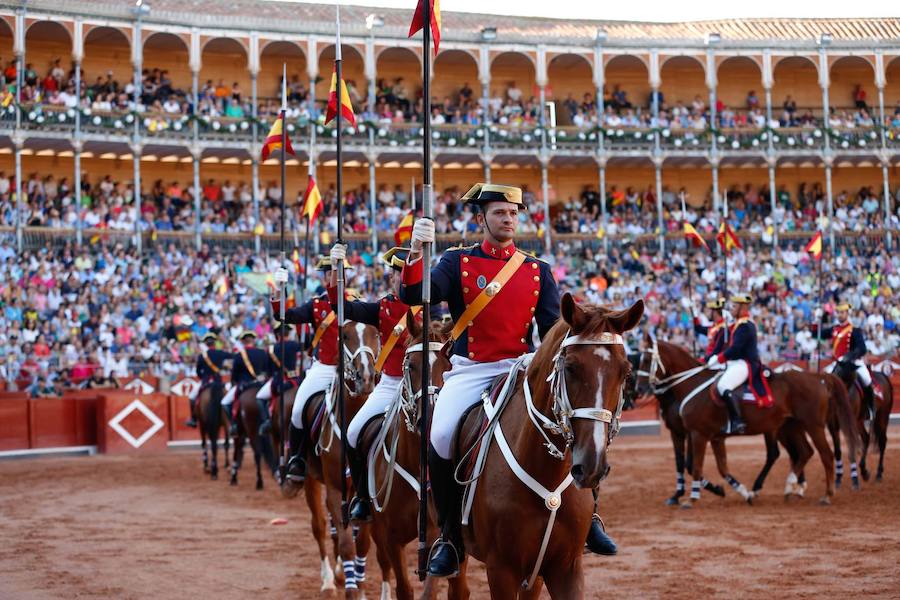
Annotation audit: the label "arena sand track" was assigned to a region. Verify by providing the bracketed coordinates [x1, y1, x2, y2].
[1, 432, 899, 599]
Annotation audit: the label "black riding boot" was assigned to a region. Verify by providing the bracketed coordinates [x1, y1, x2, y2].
[224, 402, 238, 436]
[863, 384, 875, 423]
[348, 446, 372, 523]
[286, 423, 307, 483]
[722, 390, 747, 434]
[585, 515, 618, 556]
[427, 445, 464, 578]
[184, 397, 198, 428]
[257, 397, 272, 436]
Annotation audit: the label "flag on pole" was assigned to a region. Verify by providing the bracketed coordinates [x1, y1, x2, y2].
[805, 231, 823, 260]
[716, 222, 742, 255]
[325, 66, 356, 127]
[409, 0, 442, 54]
[301, 175, 324, 222]
[292, 248, 302, 273]
[394, 211, 414, 245]
[216, 274, 229, 299]
[261, 112, 295, 161]
[683, 222, 709, 251]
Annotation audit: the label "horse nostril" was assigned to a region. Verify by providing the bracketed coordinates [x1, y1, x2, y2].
[570, 463, 585, 481]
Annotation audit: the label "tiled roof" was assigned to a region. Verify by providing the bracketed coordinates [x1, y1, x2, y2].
[21, 0, 900, 47]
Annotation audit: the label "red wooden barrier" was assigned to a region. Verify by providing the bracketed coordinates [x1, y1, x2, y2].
[96, 391, 170, 454]
[0, 392, 30, 451]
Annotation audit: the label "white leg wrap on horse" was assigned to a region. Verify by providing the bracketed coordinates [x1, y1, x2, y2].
[320, 557, 336, 592]
[430, 355, 520, 459]
[354, 555, 367, 583]
[221, 384, 236, 407]
[835, 459, 844, 476]
[380, 581, 393, 600]
[347, 375, 401, 449]
[850, 462, 859, 478]
[690, 480, 701, 500]
[256, 379, 272, 401]
[342, 559, 357, 590]
[784, 471, 798, 495]
[676, 472, 685, 492]
[291, 360, 335, 429]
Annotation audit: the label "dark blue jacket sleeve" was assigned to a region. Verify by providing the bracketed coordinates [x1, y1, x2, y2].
[694, 320, 709, 336]
[535, 261, 561, 340]
[283, 300, 314, 325]
[722, 323, 755, 361]
[337, 299, 380, 326]
[847, 329, 866, 361]
[399, 251, 457, 307]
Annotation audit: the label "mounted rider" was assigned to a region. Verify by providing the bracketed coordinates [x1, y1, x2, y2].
[693, 297, 729, 360]
[706, 294, 765, 434]
[271, 256, 348, 492]
[255, 323, 302, 435]
[818, 302, 875, 419]
[322, 244, 420, 524]
[184, 331, 232, 429]
[222, 330, 270, 434]
[399, 182, 618, 579]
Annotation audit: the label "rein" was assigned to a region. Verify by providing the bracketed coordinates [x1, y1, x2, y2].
[637, 338, 721, 416]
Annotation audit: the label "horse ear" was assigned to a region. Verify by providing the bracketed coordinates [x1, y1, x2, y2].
[607, 299, 645, 334]
[560, 292, 589, 333]
[406, 309, 421, 338]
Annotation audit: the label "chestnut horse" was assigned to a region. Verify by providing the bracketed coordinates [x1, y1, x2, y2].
[634, 335, 833, 504]
[230, 382, 277, 489]
[638, 340, 858, 506]
[454, 295, 643, 598]
[829, 362, 894, 484]
[194, 382, 230, 480]
[300, 321, 379, 599]
[360, 315, 470, 600]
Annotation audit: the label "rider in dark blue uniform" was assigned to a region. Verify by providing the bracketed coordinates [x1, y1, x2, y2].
[185, 332, 231, 429]
[257, 324, 303, 435]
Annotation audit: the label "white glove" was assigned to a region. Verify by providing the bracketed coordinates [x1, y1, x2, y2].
[706, 355, 721, 368]
[410, 218, 436, 251]
[813, 308, 823, 320]
[273, 267, 289, 284]
[330, 243, 347, 263]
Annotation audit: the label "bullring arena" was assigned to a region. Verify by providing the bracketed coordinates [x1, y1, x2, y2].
[1, 0, 900, 598]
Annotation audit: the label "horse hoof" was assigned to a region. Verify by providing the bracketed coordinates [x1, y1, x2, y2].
[834, 478, 841, 489]
[861, 470, 871, 482]
[876, 473, 883, 483]
[256, 481, 264, 491]
[665, 496, 679, 506]
[281, 482, 300, 499]
[710, 485, 726, 498]
[851, 477, 860, 491]
[679, 501, 694, 510]
[211, 472, 218, 481]
[819, 496, 831, 506]
[230, 477, 237, 486]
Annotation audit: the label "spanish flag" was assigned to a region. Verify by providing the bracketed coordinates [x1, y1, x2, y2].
[261, 111, 295, 161]
[683, 222, 709, 252]
[409, 0, 442, 54]
[301, 176, 324, 222]
[716, 222, 742, 255]
[216, 274, 229, 299]
[805, 231, 823, 261]
[325, 67, 356, 127]
[292, 248, 302, 274]
[394, 211, 414, 245]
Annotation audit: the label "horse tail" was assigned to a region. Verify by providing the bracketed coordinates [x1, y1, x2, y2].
[826, 373, 860, 469]
[207, 382, 223, 440]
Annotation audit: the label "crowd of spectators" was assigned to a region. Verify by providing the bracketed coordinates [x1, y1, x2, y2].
[5, 57, 900, 135]
[1, 227, 897, 398]
[2, 170, 899, 245]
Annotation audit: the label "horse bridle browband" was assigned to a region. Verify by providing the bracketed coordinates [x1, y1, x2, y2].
[343, 343, 377, 388]
[399, 341, 445, 431]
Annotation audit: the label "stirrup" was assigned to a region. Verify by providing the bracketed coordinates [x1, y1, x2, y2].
[427, 537, 461, 578]
[349, 496, 372, 523]
[286, 456, 306, 482]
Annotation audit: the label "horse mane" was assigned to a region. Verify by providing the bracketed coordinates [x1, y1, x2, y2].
[657, 339, 701, 368]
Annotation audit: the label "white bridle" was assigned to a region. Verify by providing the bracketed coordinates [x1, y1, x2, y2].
[525, 330, 628, 460]
[399, 341, 444, 431]
[343, 342, 377, 389]
[637, 334, 707, 394]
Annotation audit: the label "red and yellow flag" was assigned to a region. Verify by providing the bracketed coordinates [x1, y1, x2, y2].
[716, 222, 742, 255]
[409, 0, 442, 54]
[325, 67, 356, 127]
[683, 222, 709, 252]
[292, 248, 301, 274]
[216, 274, 229, 299]
[261, 111, 295, 161]
[805, 231, 823, 261]
[301, 176, 324, 222]
[394, 211, 414, 245]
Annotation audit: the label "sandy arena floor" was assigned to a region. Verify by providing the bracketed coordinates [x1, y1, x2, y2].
[1, 430, 898, 599]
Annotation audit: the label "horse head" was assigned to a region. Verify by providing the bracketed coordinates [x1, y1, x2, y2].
[402, 311, 452, 429]
[342, 321, 379, 396]
[548, 293, 644, 490]
[635, 335, 700, 397]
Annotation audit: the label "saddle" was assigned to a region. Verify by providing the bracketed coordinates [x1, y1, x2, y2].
[302, 390, 330, 455]
[712, 362, 774, 409]
[454, 372, 512, 481]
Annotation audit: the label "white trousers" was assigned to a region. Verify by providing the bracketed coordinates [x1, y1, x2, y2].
[347, 375, 403, 449]
[431, 356, 520, 460]
[257, 378, 272, 401]
[291, 360, 336, 429]
[716, 360, 750, 394]
[221, 383, 236, 406]
[825, 359, 872, 386]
